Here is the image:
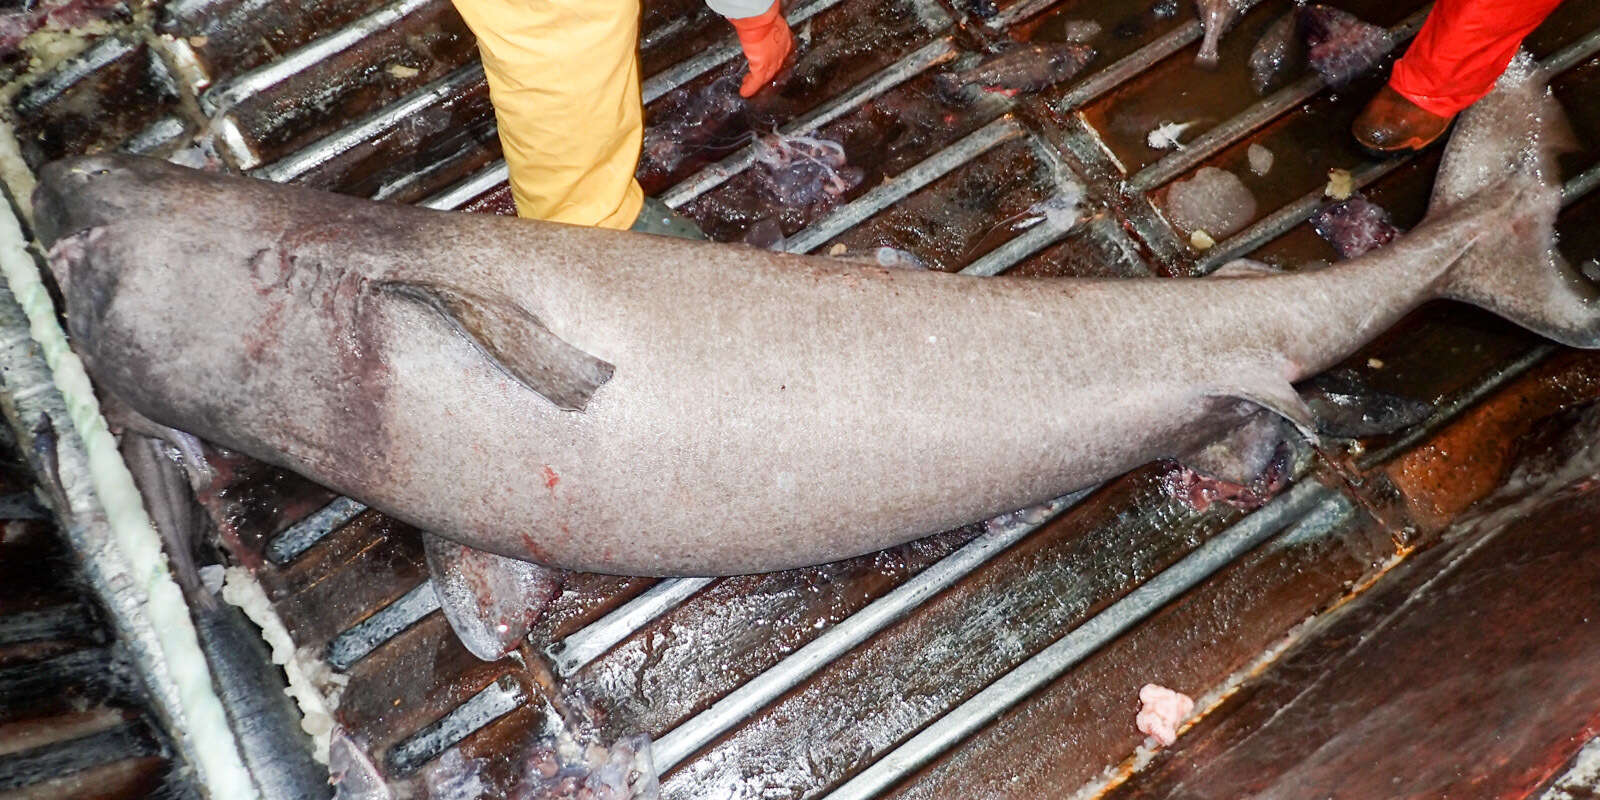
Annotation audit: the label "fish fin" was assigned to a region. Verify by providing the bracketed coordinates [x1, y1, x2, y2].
[1180, 411, 1288, 485]
[1298, 368, 1434, 438]
[1424, 57, 1599, 348]
[1208, 258, 1280, 278]
[383, 282, 615, 411]
[423, 533, 563, 662]
[121, 433, 216, 610]
[1213, 375, 1318, 444]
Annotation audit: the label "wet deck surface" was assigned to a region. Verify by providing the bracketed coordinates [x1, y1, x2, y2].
[0, 441, 194, 799]
[2, 0, 1599, 796]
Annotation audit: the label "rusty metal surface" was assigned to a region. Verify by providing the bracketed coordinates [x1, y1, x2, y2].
[2, 0, 1599, 795]
[0, 452, 194, 798]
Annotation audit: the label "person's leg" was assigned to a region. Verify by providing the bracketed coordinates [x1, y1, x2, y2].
[452, 0, 644, 229]
[1353, 0, 1562, 153]
[1390, 0, 1564, 116]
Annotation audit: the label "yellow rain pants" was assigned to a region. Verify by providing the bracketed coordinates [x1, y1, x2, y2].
[452, 0, 645, 229]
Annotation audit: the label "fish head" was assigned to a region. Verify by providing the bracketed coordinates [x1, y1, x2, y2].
[1045, 44, 1095, 80]
[33, 154, 201, 305]
[33, 154, 182, 247]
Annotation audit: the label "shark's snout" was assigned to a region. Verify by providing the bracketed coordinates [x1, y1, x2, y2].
[32, 154, 142, 248]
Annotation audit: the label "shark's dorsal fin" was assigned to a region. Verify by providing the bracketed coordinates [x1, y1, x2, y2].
[382, 282, 614, 411]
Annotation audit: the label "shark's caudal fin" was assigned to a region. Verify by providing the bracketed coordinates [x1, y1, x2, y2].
[1427, 55, 1599, 348]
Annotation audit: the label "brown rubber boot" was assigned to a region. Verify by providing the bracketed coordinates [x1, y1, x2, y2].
[1352, 84, 1455, 155]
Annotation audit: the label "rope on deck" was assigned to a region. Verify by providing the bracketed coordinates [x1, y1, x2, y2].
[0, 158, 259, 800]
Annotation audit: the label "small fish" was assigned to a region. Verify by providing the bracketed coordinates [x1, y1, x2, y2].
[936, 42, 1096, 98]
[1301, 4, 1393, 87]
[1194, 0, 1248, 69]
[1299, 368, 1433, 438]
[1311, 192, 1403, 259]
[1146, 120, 1194, 150]
[1248, 10, 1304, 94]
[962, 0, 998, 20]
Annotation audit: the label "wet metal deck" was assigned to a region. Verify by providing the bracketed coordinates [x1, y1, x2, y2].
[2, 0, 1599, 796]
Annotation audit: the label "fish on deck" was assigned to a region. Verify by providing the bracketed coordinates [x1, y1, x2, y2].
[30, 65, 1599, 661]
[935, 42, 1096, 99]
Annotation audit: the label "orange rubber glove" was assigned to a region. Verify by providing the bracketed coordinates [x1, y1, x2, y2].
[729, 1, 793, 98]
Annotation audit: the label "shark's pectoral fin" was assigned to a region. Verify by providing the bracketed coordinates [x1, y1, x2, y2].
[1211, 375, 1318, 445]
[423, 532, 564, 662]
[382, 282, 614, 411]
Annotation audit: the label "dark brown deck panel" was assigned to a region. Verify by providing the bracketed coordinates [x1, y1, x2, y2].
[334, 613, 511, 758]
[1385, 350, 1600, 529]
[1103, 418, 1600, 800]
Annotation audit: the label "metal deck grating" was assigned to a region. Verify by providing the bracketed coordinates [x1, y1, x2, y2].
[1, 0, 1598, 795]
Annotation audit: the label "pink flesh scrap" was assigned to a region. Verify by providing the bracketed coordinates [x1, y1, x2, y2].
[1137, 683, 1196, 746]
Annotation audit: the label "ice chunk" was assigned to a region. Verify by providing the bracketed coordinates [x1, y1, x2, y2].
[1164, 166, 1257, 239]
[1247, 143, 1274, 176]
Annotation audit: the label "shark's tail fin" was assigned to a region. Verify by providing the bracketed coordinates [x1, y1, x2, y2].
[1427, 54, 1599, 348]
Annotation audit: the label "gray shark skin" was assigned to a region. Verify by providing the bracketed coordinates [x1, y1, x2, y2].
[31, 69, 1597, 582]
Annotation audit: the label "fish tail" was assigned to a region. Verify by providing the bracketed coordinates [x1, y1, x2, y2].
[1426, 56, 1598, 348]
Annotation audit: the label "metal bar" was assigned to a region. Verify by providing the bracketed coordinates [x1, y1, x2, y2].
[660, 38, 959, 208]
[547, 577, 713, 678]
[1058, 22, 1201, 113]
[200, 0, 438, 114]
[325, 580, 440, 670]
[421, 160, 510, 210]
[783, 117, 1022, 254]
[1356, 344, 1557, 469]
[1192, 158, 1404, 273]
[1562, 162, 1600, 206]
[0, 603, 95, 647]
[823, 481, 1339, 800]
[640, 0, 853, 105]
[958, 215, 1082, 276]
[0, 720, 159, 792]
[263, 496, 368, 565]
[1542, 25, 1600, 75]
[252, 64, 486, 184]
[385, 674, 524, 774]
[652, 490, 1088, 773]
[14, 37, 137, 115]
